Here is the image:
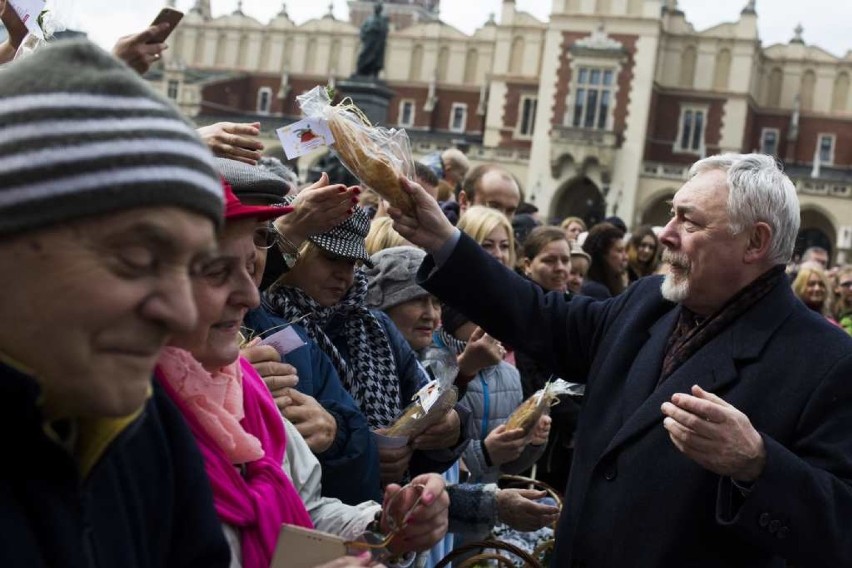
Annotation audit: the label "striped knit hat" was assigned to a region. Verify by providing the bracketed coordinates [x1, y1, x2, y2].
[0, 39, 223, 237]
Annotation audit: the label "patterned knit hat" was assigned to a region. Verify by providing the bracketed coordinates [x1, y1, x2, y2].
[0, 39, 223, 237]
[217, 157, 291, 205]
[311, 206, 374, 268]
[364, 246, 429, 311]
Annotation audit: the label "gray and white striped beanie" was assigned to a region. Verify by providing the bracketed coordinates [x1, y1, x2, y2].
[0, 39, 223, 236]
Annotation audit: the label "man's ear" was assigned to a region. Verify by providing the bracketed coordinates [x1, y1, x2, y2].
[457, 190, 469, 213]
[744, 222, 772, 264]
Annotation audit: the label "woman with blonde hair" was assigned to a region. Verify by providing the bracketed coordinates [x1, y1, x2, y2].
[560, 216, 587, 243]
[366, 216, 408, 255]
[457, 205, 515, 268]
[792, 265, 835, 320]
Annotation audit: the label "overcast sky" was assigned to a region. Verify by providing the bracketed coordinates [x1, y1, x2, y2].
[58, 0, 851, 59]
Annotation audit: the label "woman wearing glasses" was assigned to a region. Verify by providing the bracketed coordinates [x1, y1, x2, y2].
[157, 183, 449, 568]
[254, 202, 469, 489]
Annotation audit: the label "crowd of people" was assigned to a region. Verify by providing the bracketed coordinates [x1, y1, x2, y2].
[1, 5, 851, 567]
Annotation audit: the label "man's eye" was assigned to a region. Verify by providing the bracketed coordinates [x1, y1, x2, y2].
[116, 247, 156, 273]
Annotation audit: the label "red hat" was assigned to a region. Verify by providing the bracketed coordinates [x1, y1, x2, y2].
[223, 179, 292, 221]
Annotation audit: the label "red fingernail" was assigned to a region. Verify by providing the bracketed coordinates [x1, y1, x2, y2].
[353, 187, 362, 194]
[351, 196, 359, 204]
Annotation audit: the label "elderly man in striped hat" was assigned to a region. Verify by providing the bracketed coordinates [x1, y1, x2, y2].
[0, 40, 232, 566]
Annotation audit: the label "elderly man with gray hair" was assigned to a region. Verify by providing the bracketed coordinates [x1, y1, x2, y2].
[389, 153, 852, 567]
[0, 40, 231, 565]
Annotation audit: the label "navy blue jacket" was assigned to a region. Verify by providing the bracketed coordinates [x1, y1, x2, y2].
[244, 305, 382, 504]
[421, 233, 852, 568]
[0, 363, 230, 567]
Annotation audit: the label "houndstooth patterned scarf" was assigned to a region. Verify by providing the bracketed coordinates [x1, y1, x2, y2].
[263, 271, 400, 429]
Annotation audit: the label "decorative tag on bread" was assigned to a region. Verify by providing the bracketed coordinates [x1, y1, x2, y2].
[297, 86, 417, 216]
[277, 117, 335, 160]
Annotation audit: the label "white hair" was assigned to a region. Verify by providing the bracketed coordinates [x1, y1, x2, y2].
[689, 153, 800, 265]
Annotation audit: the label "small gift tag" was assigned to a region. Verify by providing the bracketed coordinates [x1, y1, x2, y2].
[9, 0, 47, 39]
[260, 325, 307, 356]
[277, 117, 335, 160]
[413, 379, 441, 413]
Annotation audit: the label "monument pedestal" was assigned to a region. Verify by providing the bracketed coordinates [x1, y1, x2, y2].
[336, 77, 395, 126]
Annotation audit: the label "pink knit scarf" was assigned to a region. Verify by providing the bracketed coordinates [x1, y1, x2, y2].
[157, 348, 313, 568]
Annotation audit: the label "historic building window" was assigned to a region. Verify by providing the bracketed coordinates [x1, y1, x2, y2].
[760, 128, 779, 156]
[518, 95, 537, 137]
[817, 134, 835, 165]
[398, 100, 415, 127]
[450, 103, 467, 133]
[571, 67, 615, 130]
[256, 87, 272, 115]
[167, 80, 179, 100]
[674, 105, 706, 154]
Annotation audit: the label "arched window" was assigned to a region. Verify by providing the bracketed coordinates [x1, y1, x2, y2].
[713, 49, 731, 91]
[680, 45, 696, 88]
[831, 72, 849, 112]
[509, 36, 525, 75]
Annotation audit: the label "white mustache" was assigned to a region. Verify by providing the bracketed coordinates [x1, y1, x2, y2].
[662, 250, 690, 270]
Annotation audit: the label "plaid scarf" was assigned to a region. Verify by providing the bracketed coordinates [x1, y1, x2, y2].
[263, 271, 400, 429]
[660, 266, 785, 382]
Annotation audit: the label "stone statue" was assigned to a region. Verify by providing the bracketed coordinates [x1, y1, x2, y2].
[355, 2, 389, 78]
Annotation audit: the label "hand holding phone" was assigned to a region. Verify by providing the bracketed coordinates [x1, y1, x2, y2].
[149, 7, 183, 43]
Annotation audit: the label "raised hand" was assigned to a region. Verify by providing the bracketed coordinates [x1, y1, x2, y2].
[196, 122, 265, 165]
[112, 23, 170, 75]
[457, 327, 504, 377]
[388, 176, 455, 254]
[662, 384, 766, 482]
[275, 173, 358, 245]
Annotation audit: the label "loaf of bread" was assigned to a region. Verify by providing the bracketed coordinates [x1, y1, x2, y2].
[505, 389, 557, 435]
[327, 113, 417, 217]
[384, 386, 458, 438]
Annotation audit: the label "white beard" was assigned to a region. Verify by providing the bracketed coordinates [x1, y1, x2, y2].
[661, 272, 689, 303]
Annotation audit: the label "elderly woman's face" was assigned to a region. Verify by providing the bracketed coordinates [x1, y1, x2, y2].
[0, 207, 216, 418]
[386, 296, 441, 351]
[283, 248, 357, 307]
[171, 219, 260, 371]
